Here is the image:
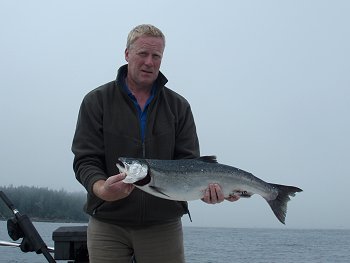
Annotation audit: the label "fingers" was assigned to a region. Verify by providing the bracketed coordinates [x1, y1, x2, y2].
[106, 173, 126, 185]
[202, 184, 241, 204]
[202, 184, 225, 204]
[122, 182, 135, 195]
[95, 173, 135, 201]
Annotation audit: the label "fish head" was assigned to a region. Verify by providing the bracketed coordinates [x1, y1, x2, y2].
[116, 157, 148, 184]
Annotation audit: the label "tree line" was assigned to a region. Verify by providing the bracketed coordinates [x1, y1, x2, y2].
[0, 185, 88, 222]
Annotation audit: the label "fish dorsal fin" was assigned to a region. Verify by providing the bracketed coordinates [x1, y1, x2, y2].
[197, 156, 218, 163]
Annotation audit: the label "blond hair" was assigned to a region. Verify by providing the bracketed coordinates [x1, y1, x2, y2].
[126, 24, 165, 49]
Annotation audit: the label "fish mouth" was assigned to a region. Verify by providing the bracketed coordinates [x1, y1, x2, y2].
[116, 158, 127, 173]
[116, 159, 125, 168]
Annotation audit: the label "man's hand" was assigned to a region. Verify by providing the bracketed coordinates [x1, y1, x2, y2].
[202, 184, 240, 204]
[93, 173, 135, 202]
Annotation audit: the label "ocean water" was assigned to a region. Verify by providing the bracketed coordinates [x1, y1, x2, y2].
[0, 221, 349, 263]
[184, 227, 350, 263]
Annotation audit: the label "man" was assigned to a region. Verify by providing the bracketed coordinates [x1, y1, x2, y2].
[72, 24, 239, 263]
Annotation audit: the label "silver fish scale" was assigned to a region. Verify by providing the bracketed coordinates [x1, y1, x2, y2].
[118, 156, 302, 224]
[143, 158, 278, 201]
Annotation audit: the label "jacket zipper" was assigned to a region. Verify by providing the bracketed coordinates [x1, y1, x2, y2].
[92, 200, 105, 215]
[142, 142, 146, 158]
[139, 137, 146, 224]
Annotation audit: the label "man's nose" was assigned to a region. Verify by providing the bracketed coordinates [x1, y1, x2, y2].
[144, 55, 154, 66]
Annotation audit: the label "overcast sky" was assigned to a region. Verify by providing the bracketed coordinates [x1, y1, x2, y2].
[1, 1, 349, 229]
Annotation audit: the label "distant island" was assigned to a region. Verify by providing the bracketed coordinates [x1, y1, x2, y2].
[0, 185, 88, 222]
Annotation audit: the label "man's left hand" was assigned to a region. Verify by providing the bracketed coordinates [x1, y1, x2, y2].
[201, 184, 240, 204]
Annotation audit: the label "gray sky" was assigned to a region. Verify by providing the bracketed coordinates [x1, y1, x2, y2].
[1, 1, 349, 229]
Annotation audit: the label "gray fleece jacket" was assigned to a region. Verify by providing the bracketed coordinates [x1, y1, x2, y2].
[72, 65, 200, 225]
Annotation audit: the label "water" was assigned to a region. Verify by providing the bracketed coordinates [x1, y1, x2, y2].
[0, 221, 349, 262]
[184, 227, 350, 263]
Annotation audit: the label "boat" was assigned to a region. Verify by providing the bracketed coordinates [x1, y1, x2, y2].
[0, 190, 89, 262]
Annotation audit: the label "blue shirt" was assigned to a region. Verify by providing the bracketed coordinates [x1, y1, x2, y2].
[123, 79, 156, 142]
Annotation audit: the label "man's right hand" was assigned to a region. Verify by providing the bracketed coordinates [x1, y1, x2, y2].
[93, 173, 135, 201]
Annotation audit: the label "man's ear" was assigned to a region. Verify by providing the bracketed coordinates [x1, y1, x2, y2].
[125, 48, 129, 62]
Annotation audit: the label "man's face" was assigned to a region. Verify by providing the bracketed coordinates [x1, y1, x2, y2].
[125, 36, 164, 89]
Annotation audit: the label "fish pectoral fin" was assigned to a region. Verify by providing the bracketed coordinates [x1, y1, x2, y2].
[232, 191, 253, 198]
[239, 193, 253, 198]
[149, 186, 171, 198]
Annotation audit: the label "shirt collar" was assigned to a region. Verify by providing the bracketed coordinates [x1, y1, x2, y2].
[123, 77, 157, 99]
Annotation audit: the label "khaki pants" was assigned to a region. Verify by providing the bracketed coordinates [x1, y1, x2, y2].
[87, 217, 185, 263]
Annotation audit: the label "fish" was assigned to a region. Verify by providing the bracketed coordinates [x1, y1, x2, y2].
[116, 156, 302, 224]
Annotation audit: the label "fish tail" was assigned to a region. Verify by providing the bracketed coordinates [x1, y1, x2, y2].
[266, 184, 303, 224]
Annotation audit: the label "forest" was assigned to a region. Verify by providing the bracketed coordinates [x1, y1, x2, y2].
[0, 185, 88, 222]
